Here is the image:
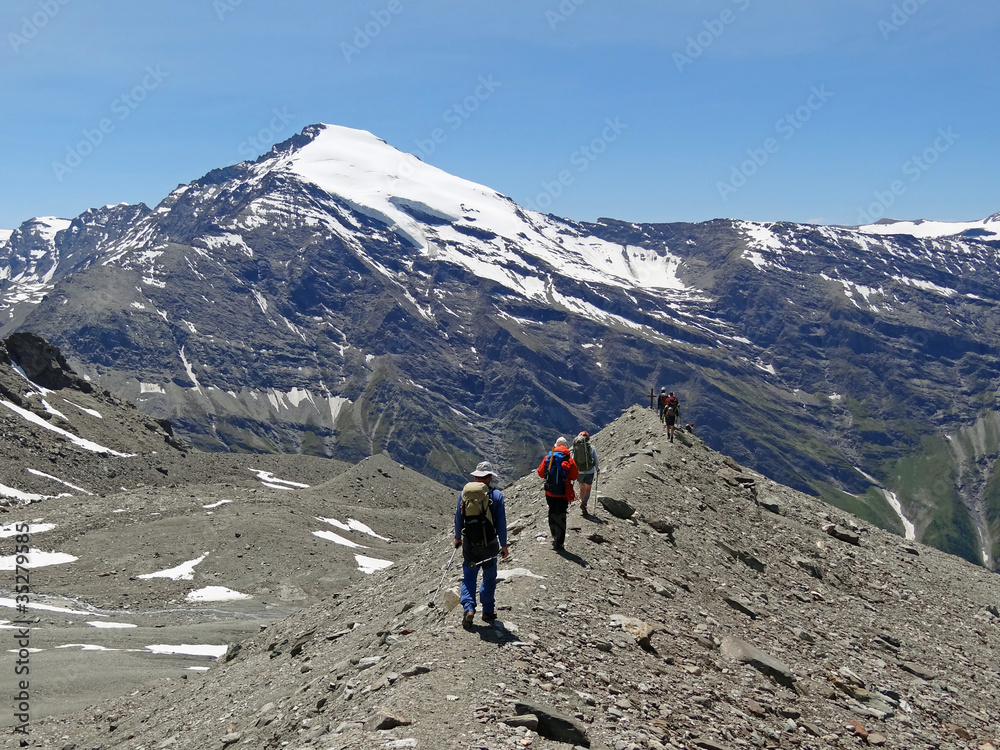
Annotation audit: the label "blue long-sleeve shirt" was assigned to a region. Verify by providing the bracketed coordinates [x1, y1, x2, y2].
[455, 484, 507, 548]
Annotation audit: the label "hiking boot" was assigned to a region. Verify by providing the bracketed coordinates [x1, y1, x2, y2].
[462, 610, 475, 629]
[482, 611, 497, 622]
[580, 502, 588, 515]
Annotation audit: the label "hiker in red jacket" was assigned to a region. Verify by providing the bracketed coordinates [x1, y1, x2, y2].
[537, 436, 579, 551]
[664, 392, 680, 442]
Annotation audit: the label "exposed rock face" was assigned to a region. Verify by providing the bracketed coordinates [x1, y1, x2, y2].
[2, 124, 1000, 567]
[22, 406, 1000, 750]
[5, 330, 92, 391]
[0, 331, 188, 500]
[0, 331, 364, 512]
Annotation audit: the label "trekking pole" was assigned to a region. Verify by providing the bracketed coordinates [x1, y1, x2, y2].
[591, 470, 600, 513]
[428, 544, 459, 608]
[472, 554, 499, 568]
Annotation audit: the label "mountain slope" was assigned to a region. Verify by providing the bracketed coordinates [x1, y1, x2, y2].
[2, 124, 1000, 568]
[0, 334, 461, 718]
[28, 407, 1000, 749]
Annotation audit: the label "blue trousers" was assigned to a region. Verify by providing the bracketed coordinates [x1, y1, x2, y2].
[460, 557, 497, 614]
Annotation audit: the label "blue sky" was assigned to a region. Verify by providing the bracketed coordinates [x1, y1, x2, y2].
[2, 0, 998, 230]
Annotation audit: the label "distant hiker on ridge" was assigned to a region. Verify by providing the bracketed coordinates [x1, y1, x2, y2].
[664, 392, 679, 442]
[657, 387, 668, 422]
[572, 430, 599, 516]
[537, 437, 579, 550]
[454, 461, 509, 628]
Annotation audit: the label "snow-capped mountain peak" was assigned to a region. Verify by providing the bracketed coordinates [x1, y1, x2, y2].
[22, 216, 72, 242]
[289, 124, 518, 244]
[277, 124, 689, 297]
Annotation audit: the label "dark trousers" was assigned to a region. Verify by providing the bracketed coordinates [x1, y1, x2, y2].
[546, 495, 568, 547]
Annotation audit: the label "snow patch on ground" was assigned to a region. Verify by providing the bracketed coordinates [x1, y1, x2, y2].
[0, 549, 78, 569]
[0, 482, 49, 503]
[317, 517, 390, 541]
[178, 346, 203, 393]
[0, 400, 133, 457]
[137, 553, 208, 581]
[62, 399, 102, 418]
[880, 488, 916, 541]
[327, 395, 350, 423]
[313, 530, 368, 549]
[251, 470, 309, 489]
[355, 554, 393, 574]
[0, 522, 56, 537]
[145, 644, 229, 659]
[891, 274, 956, 297]
[27, 469, 92, 495]
[185, 586, 251, 602]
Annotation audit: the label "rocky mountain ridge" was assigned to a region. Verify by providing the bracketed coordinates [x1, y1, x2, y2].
[24, 406, 1000, 750]
[2, 124, 999, 568]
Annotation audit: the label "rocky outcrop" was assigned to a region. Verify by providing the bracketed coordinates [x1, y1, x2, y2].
[0, 333, 193, 503]
[5, 330, 93, 391]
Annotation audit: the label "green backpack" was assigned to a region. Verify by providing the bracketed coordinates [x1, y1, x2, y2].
[572, 434, 595, 473]
[461, 482, 496, 547]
